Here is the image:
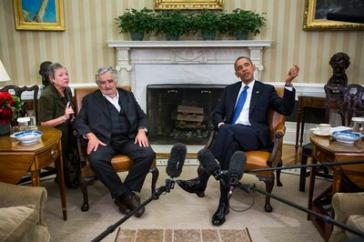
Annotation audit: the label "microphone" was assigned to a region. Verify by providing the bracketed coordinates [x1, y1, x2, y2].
[166, 143, 187, 179]
[197, 148, 226, 180]
[228, 151, 246, 198]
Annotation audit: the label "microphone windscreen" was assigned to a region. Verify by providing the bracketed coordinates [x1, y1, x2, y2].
[229, 151, 246, 181]
[166, 143, 187, 178]
[198, 148, 220, 175]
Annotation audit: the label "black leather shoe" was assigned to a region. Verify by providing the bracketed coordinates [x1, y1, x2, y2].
[177, 178, 206, 197]
[122, 192, 145, 217]
[211, 201, 229, 226]
[114, 199, 131, 215]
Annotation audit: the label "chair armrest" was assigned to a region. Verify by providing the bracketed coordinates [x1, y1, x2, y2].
[205, 130, 216, 149]
[267, 123, 286, 167]
[332, 192, 364, 223]
[0, 182, 47, 225]
[73, 130, 87, 166]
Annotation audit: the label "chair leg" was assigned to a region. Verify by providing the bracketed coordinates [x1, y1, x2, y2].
[276, 160, 283, 187]
[150, 167, 159, 194]
[80, 179, 89, 212]
[263, 176, 274, 213]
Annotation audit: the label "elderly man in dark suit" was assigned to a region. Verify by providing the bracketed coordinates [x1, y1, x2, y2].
[74, 67, 155, 217]
[178, 56, 299, 225]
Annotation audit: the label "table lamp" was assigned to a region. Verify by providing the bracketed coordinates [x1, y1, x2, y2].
[0, 59, 11, 82]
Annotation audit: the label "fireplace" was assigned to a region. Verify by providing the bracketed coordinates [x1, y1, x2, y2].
[147, 84, 225, 144]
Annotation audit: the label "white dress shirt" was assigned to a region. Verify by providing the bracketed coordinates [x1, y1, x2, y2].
[234, 80, 255, 126]
[103, 91, 120, 112]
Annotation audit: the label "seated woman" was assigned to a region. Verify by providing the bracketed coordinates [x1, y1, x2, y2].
[38, 63, 80, 188]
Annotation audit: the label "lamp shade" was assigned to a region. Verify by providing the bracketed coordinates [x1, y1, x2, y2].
[0, 60, 10, 82]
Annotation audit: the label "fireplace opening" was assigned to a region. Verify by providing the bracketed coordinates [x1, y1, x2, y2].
[147, 84, 225, 145]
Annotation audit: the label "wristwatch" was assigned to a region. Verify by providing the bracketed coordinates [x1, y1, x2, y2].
[139, 127, 148, 133]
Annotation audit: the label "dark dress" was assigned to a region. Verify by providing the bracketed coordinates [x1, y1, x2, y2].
[38, 84, 80, 188]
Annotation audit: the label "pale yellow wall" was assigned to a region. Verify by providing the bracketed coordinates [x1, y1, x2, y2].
[0, 0, 363, 86]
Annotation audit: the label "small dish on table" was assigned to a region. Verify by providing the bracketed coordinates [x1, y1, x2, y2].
[10, 130, 43, 144]
[332, 130, 362, 144]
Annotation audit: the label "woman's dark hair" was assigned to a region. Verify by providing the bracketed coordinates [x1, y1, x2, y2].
[39, 61, 52, 86]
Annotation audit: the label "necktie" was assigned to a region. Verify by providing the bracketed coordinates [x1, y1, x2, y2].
[231, 85, 249, 124]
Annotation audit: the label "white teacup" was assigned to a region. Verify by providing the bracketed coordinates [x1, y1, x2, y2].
[318, 123, 331, 134]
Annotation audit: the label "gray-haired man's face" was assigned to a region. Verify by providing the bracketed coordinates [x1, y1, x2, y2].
[98, 72, 117, 97]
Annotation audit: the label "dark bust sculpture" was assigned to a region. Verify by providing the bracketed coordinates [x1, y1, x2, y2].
[325, 52, 350, 110]
[327, 52, 350, 87]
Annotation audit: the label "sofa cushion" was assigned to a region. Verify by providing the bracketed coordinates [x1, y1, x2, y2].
[345, 215, 364, 240]
[0, 205, 38, 242]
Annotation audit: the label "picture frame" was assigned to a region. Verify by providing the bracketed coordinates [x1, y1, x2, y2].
[14, 0, 65, 31]
[303, 0, 364, 31]
[155, 0, 224, 10]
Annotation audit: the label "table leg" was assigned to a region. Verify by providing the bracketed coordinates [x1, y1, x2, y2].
[300, 109, 305, 148]
[30, 170, 41, 186]
[295, 101, 303, 152]
[307, 156, 317, 220]
[30, 161, 41, 186]
[55, 143, 67, 221]
[332, 166, 342, 194]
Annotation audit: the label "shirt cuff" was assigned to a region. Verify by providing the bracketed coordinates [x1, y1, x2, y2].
[284, 86, 293, 91]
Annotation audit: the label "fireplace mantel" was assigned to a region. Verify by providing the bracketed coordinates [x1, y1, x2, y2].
[108, 40, 272, 48]
[108, 40, 272, 111]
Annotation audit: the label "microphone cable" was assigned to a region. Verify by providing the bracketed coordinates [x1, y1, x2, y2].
[229, 185, 255, 213]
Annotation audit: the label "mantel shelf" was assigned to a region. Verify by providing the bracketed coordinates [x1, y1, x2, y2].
[108, 40, 272, 48]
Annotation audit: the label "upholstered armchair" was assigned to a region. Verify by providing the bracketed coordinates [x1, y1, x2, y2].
[329, 192, 364, 242]
[206, 87, 285, 212]
[74, 87, 159, 212]
[0, 182, 51, 242]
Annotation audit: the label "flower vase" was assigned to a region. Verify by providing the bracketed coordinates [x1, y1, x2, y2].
[0, 122, 10, 136]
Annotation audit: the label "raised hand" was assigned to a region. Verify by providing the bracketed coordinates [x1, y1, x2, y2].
[285, 65, 299, 85]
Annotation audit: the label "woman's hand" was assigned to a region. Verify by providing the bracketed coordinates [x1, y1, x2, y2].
[135, 129, 149, 147]
[86, 132, 106, 155]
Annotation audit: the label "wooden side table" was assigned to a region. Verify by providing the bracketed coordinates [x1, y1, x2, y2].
[308, 134, 364, 241]
[0, 126, 67, 220]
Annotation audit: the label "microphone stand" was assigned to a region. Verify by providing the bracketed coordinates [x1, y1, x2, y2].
[91, 179, 175, 242]
[237, 183, 364, 239]
[247, 159, 364, 173]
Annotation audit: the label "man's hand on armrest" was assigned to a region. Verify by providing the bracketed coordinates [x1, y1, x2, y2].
[86, 132, 106, 155]
[135, 128, 149, 148]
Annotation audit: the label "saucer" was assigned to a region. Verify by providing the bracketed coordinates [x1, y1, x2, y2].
[313, 130, 331, 136]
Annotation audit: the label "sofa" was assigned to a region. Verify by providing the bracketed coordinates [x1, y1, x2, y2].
[0, 182, 51, 242]
[329, 192, 364, 242]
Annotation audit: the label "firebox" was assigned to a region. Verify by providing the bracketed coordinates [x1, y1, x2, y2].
[147, 84, 225, 144]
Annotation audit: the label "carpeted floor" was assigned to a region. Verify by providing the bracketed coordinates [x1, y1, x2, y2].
[44, 165, 327, 242]
[114, 228, 252, 242]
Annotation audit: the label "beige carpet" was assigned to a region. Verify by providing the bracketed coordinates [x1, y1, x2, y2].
[45, 165, 327, 242]
[115, 228, 252, 242]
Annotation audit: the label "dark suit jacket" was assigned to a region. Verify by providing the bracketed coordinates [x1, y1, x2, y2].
[74, 88, 148, 144]
[212, 81, 295, 147]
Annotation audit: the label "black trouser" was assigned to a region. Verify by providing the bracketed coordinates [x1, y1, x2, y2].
[88, 139, 155, 199]
[209, 124, 260, 169]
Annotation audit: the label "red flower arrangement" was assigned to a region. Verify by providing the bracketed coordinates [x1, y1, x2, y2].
[0, 92, 22, 125]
